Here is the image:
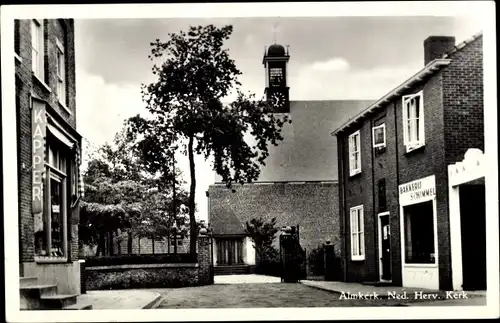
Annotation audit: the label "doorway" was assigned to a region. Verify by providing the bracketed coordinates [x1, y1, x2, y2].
[216, 238, 244, 265]
[459, 183, 486, 290]
[378, 212, 392, 282]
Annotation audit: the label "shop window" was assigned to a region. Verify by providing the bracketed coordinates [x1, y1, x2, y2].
[348, 130, 361, 176]
[350, 205, 365, 261]
[35, 135, 71, 260]
[402, 91, 425, 153]
[403, 201, 435, 264]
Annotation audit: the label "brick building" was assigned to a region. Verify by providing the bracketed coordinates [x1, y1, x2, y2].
[15, 18, 84, 295]
[333, 32, 485, 291]
[208, 44, 372, 274]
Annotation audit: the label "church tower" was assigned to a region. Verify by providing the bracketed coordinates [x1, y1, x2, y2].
[263, 44, 290, 113]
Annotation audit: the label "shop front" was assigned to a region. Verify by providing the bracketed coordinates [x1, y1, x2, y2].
[448, 148, 487, 291]
[22, 98, 83, 295]
[399, 175, 439, 290]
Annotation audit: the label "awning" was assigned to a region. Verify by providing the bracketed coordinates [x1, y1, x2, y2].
[47, 123, 74, 148]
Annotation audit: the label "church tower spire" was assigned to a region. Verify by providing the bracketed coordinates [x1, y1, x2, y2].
[263, 43, 290, 113]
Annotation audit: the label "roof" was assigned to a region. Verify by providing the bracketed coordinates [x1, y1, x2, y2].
[214, 99, 372, 183]
[267, 44, 286, 56]
[331, 31, 483, 136]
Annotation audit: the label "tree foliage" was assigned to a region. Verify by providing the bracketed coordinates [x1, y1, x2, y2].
[136, 24, 290, 254]
[245, 217, 279, 262]
[80, 126, 191, 256]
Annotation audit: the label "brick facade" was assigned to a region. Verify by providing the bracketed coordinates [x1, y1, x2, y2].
[336, 33, 483, 290]
[16, 18, 82, 294]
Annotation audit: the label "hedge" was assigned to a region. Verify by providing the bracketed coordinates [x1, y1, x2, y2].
[85, 253, 197, 267]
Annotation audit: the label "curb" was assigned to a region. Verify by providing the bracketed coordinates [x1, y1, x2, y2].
[142, 294, 163, 309]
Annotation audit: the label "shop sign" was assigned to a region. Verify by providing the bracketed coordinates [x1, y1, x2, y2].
[32, 102, 46, 213]
[399, 175, 436, 205]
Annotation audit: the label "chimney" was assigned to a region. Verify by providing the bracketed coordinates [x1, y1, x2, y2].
[424, 36, 456, 65]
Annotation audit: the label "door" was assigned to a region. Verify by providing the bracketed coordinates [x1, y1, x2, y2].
[216, 239, 243, 265]
[460, 184, 486, 290]
[378, 213, 392, 281]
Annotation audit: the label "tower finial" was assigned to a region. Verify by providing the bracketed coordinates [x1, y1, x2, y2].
[272, 21, 278, 44]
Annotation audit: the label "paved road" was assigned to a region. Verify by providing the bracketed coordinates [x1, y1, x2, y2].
[155, 283, 413, 308]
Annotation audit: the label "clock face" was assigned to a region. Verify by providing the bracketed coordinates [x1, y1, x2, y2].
[271, 92, 286, 108]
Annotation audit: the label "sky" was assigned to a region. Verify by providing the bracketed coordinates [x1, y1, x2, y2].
[74, 15, 483, 222]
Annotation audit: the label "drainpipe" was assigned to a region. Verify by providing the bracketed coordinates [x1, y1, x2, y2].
[337, 133, 348, 282]
[370, 118, 377, 283]
[393, 101, 401, 283]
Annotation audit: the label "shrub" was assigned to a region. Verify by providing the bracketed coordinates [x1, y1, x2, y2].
[307, 245, 324, 276]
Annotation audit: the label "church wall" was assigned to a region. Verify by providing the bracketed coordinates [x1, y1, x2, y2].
[208, 181, 340, 275]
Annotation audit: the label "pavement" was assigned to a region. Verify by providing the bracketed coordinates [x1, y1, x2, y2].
[300, 280, 487, 306]
[214, 274, 282, 284]
[74, 289, 163, 310]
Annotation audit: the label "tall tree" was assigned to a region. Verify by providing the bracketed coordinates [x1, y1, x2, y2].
[137, 24, 290, 254]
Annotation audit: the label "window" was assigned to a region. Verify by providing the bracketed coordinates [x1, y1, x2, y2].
[403, 201, 435, 264]
[350, 205, 365, 261]
[35, 135, 69, 260]
[56, 39, 66, 106]
[14, 19, 21, 56]
[372, 123, 386, 148]
[348, 130, 361, 176]
[31, 19, 44, 80]
[269, 67, 283, 86]
[402, 91, 425, 152]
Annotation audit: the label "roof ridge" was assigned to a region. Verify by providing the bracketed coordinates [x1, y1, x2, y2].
[441, 31, 483, 59]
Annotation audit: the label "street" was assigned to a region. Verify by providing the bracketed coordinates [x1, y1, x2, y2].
[155, 283, 419, 308]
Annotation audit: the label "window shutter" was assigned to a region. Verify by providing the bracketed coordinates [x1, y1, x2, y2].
[356, 134, 361, 169]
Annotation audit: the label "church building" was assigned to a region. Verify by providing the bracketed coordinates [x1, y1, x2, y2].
[207, 43, 372, 275]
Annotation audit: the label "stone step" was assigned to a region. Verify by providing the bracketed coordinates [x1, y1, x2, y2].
[20, 284, 58, 298]
[20, 285, 59, 310]
[20, 277, 38, 287]
[214, 265, 251, 275]
[40, 294, 78, 309]
[63, 303, 93, 310]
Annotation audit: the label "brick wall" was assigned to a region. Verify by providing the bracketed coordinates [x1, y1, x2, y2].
[84, 233, 212, 289]
[208, 182, 340, 273]
[442, 36, 484, 165]
[339, 119, 375, 282]
[15, 19, 77, 262]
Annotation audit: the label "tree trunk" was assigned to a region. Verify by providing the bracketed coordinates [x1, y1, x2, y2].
[152, 235, 155, 254]
[188, 135, 197, 255]
[127, 231, 132, 255]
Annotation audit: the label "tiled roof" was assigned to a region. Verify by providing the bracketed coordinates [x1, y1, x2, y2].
[214, 99, 373, 183]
